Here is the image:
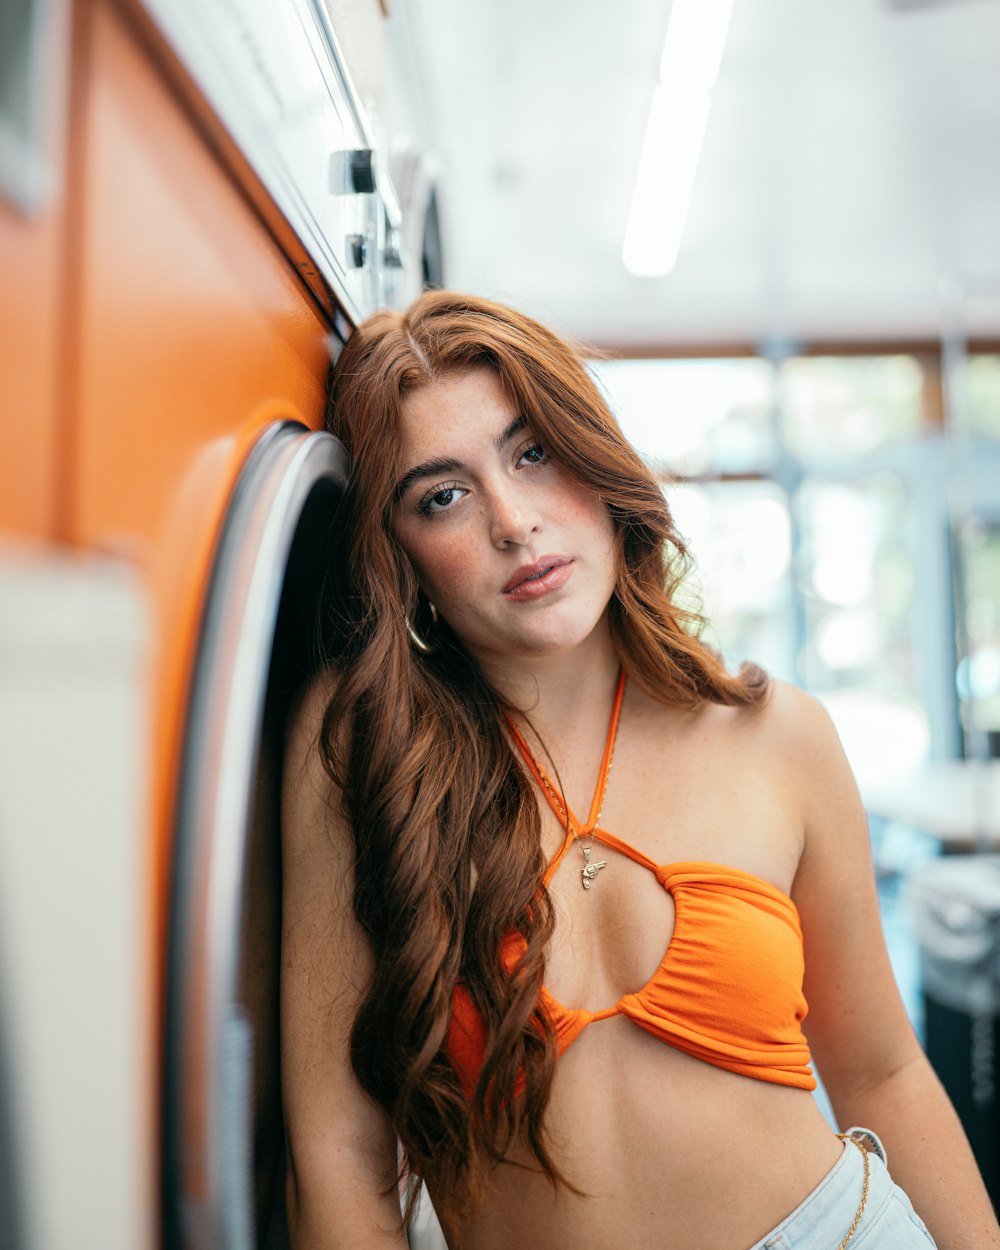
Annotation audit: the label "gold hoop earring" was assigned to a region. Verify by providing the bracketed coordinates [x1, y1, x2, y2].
[405, 601, 439, 655]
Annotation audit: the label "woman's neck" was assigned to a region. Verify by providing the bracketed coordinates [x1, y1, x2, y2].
[477, 618, 622, 742]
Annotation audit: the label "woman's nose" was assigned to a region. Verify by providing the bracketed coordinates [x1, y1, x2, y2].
[488, 484, 542, 548]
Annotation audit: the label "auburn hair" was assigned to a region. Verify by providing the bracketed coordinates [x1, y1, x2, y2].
[320, 290, 768, 1222]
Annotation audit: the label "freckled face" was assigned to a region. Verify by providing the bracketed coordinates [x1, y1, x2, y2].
[391, 367, 618, 667]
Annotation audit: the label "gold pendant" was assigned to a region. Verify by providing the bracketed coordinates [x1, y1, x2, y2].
[581, 845, 607, 890]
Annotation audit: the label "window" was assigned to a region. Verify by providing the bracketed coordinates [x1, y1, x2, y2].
[780, 355, 925, 459]
[590, 357, 776, 476]
[962, 355, 1000, 440]
[594, 351, 937, 779]
[955, 520, 1000, 754]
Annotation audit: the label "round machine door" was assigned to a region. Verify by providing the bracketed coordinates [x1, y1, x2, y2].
[164, 422, 349, 1250]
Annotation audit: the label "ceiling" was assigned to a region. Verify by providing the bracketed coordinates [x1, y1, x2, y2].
[397, 0, 1000, 350]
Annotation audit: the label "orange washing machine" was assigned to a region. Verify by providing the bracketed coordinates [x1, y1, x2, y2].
[0, 2, 437, 1247]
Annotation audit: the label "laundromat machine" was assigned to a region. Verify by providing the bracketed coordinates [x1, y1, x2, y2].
[0, 2, 442, 1247]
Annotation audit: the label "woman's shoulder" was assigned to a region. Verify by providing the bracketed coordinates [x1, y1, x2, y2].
[287, 663, 340, 751]
[282, 664, 346, 849]
[749, 679, 845, 761]
[686, 677, 850, 792]
[678, 674, 829, 734]
[731, 678, 859, 822]
[640, 672, 841, 767]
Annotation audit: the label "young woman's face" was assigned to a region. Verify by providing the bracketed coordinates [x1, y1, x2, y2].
[391, 367, 618, 667]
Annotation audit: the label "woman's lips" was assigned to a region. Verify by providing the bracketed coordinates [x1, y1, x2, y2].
[502, 557, 573, 600]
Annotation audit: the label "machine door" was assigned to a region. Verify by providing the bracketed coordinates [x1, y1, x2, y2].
[164, 423, 349, 1250]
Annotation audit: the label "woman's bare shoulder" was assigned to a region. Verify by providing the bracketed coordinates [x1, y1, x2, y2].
[682, 676, 833, 750]
[756, 677, 846, 759]
[692, 678, 853, 812]
[740, 678, 862, 831]
[282, 664, 347, 854]
[286, 664, 340, 757]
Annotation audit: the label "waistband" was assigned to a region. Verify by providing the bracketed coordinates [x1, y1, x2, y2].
[748, 1126, 902, 1250]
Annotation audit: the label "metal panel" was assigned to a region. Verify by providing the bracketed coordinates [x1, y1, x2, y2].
[138, 0, 403, 322]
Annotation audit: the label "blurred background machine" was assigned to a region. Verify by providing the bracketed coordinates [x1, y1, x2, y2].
[0, 1, 438, 1247]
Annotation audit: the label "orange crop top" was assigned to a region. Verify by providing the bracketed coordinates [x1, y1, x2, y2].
[447, 670, 817, 1095]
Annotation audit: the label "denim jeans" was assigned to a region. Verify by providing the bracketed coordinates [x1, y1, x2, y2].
[746, 1128, 938, 1249]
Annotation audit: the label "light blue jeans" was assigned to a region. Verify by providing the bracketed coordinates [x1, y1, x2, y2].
[747, 1129, 938, 1249]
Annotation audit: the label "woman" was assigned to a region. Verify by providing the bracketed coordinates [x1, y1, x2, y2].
[280, 290, 999, 1249]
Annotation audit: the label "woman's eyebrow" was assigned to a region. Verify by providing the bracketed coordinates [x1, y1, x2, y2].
[395, 416, 528, 498]
[395, 455, 462, 499]
[495, 415, 527, 449]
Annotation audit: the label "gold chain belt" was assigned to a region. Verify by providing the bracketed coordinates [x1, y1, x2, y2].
[834, 1133, 874, 1250]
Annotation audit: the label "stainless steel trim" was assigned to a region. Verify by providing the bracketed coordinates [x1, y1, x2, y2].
[169, 423, 348, 1250]
[137, 0, 401, 321]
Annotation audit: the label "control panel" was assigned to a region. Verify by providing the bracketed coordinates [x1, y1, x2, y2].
[139, 0, 404, 327]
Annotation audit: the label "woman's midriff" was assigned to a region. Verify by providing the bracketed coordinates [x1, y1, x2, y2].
[433, 1016, 844, 1250]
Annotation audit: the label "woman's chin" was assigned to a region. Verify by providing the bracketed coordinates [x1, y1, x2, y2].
[474, 622, 611, 665]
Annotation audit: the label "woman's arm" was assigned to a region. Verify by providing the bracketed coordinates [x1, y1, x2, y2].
[281, 673, 409, 1250]
[773, 683, 1000, 1249]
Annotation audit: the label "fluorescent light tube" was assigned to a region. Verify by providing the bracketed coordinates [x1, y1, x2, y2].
[622, 85, 711, 277]
[623, 0, 735, 278]
[659, 0, 736, 92]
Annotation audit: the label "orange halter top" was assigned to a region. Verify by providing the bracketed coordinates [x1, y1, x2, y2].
[447, 669, 817, 1096]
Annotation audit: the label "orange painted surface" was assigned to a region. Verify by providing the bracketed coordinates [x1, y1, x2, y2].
[0, 186, 66, 538]
[0, 0, 77, 540]
[2, 0, 341, 1237]
[72, 0, 331, 1105]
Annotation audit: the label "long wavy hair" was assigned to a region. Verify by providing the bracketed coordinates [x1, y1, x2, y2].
[321, 290, 768, 1222]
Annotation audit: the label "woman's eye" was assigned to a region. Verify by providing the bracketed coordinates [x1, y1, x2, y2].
[419, 484, 466, 515]
[519, 443, 546, 465]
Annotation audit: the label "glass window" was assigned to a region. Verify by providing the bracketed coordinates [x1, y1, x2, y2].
[589, 350, 937, 780]
[962, 355, 1000, 440]
[780, 356, 925, 460]
[955, 519, 1000, 752]
[795, 473, 929, 780]
[590, 357, 777, 476]
[667, 480, 794, 680]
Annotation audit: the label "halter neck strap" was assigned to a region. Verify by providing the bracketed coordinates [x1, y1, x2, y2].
[504, 667, 627, 846]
